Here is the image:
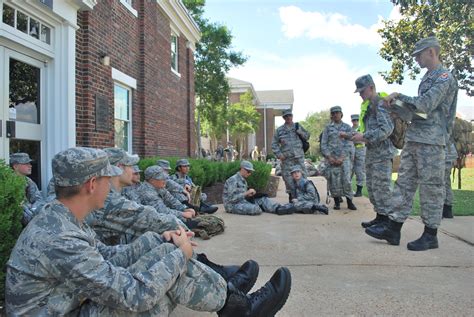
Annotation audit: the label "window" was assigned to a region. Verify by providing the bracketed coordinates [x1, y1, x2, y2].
[114, 84, 132, 151]
[2, 4, 51, 44]
[171, 34, 179, 73]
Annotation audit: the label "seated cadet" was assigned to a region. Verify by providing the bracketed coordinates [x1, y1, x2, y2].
[86, 148, 184, 245]
[290, 167, 329, 215]
[9, 152, 45, 225]
[5, 147, 292, 316]
[171, 158, 218, 214]
[157, 159, 192, 203]
[223, 160, 297, 216]
[122, 164, 142, 202]
[137, 165, 197, 221]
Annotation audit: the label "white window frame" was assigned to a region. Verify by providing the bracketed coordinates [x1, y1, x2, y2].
[171, 33, 180, 77]
[113, 83, 132, 152]
[119, 0, 138, 17]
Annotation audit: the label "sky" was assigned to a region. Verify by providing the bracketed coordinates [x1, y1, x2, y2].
[202, 0, 472, 124]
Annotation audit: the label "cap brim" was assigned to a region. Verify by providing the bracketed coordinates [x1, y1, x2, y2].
[411, 48, 424, 57]
[110, 165, 123, 177]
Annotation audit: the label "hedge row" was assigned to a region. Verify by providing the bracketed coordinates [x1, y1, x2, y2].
[139, 158, 272, 192]
[0, 161, 26, 302]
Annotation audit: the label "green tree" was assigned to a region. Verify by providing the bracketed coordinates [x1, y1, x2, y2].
[182, 0, 247, 155]
[379, 0, 473, 96]
[299, 110, 331, 159]
[227, 92, 261, 159]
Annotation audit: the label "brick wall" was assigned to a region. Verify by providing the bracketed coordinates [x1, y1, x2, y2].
[76, 0, 196, 157]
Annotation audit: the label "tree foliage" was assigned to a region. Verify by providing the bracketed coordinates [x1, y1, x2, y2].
[183, 0, 247, 142]
[379, 0, 473, 96]
[299, 110, 331, 158]
[227, 92, 261, 158]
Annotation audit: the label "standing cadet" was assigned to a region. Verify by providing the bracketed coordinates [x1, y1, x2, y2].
[5, 147, 292, 316]
[321, 106, 357, 211]
[272, 109, 310, 202]
[9, 152, 45, 224]
[350, 114, 366, 197]
[223, 161, 296, 215]
[365, 36, 458, 251]
[290, 167, 329, 214]
[350, 74, 395, 228]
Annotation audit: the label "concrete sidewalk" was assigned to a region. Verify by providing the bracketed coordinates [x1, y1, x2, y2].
[173, 176, 474, 316]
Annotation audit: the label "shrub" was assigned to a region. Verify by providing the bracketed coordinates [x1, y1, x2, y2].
[139, 158, 271, 192]
[0, 161, 25, 302]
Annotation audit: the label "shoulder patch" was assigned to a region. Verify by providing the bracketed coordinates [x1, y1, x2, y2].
[438, 72, 449, 81]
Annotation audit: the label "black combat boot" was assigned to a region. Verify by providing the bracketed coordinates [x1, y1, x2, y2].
[218, 267, 292, 317]
[407, 226, 439, 251]
[346, 197, 357, 210]
[361, 214, 388, 228]
[288, 193, 293, 204]
[442, 204, 453, 219]
[200, 201, 219, 214]
[365, 219, 403, 245]
[197, 253, 238, 279]
[334, 197, 341, 210]
[312, 204, 329, 215]
[275, 203, 296, 215]
[354, 185, 363, 197]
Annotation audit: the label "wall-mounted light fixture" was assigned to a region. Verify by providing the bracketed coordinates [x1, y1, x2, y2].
[100, 54, 110, 66]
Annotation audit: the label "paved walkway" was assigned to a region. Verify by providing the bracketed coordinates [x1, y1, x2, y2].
[173, 176, 474, 316]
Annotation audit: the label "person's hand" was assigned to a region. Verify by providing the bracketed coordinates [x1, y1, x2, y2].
[339, 132, 349, 139]
[184, 208, 196, 216]
[162, 229, 197, 244]
[328, 156, 336, 165]
[182, 210, 195, 219]
[245, 189, 256, 197]
[383, 92, 399, 107]
[278, 154, 285, 161]
[291, 198, 298, 203]
[170, 226, 194, 260]
[184, 184, 192, 192]
[351, 132, 365, 142]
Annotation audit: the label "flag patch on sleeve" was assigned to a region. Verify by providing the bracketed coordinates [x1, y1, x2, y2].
[438, 72, 449, 81]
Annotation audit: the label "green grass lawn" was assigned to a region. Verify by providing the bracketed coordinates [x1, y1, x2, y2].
[353, 167, 474, 216]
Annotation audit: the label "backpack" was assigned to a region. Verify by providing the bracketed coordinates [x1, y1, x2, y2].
[453, 117, 472, 159]
[190, 214, 225, 240]
[295, 122, 310, 153]
[389, 116, 408, 150]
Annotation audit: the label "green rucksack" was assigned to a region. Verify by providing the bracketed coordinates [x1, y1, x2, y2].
[453, 117, 472, 160]
[190, 214, 225, 240]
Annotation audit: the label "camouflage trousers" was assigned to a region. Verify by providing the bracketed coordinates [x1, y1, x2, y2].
[281, 157, 307, 194]
[81, 232, 227, 316]
[351, 146, 366, 187]
[225, 197, 280, 215]
[327, 157, 353, 199]
[444, 162, 454, 206]
[366, 159, 393, 216]
[388, 142, 445, 228]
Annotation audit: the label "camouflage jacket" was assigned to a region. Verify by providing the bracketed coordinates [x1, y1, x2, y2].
[122, 182, 141, 202]
[135, 181, 185, 221]
[291, 178, 319, 203]
[166, 177, 188, 202]
[170, 172, 194, 187]
[223, 172, 248, 208]
[272, 123, 309, 159]
[22, 176, 45, 223]
[6, 200, 186, 316]
[321, 121, 353, 160]
[398, 64, 458, 146]
[86, 186, 182, 244]
[362, 98, 395, 163]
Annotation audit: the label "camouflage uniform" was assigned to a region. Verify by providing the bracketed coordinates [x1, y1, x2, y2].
[46, 177, 56, 202]
[223, 172, 279, 215]
[290, 177, 323, 213]
[6, 147, 226, 316]
[136, 181, 187, 221]
[321, 120, 354, 199]
[7, 201, 226, 316]
[444, 141, 457, 206]
[351, 125, 366, 188]
[166, 178, 189, 203]
[271, 118, 309, 194]
[86, 185, 183, 245]
[388, 64, 458, 228]
[171, 166, 207, 203]
[123, 183, 141, 202]
[362, 97, 395, 216]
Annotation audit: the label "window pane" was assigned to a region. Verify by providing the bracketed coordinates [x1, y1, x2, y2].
[29, 18, 40, 39]
[115, 120, 129, 151]
[2, 4, 15, 27]
[114, 85, 129, 121]
[17, 11, 28, 33]
[41, 24, 51, 44]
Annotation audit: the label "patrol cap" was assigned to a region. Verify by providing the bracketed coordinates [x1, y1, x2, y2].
[103, 147, 139, 166]
[145, 165, 167, 180]
[290, 166, 302, 174]
[9, 152, 33, 165]
[354, 74, 375, 93]
[132, 165, 141, 173]
[282, 109, 293, 117]
[412, 36, 440, 56]
[52, 147, 116, 187]
[175, 158, 190, 170]
[156, 159, 171, 171]
[240, 160, 255, 172]
[351, 114, 360, 121]
[330, 106, 342, 113]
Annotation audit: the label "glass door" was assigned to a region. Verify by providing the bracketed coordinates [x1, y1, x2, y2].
[1, 48, 44, 187]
